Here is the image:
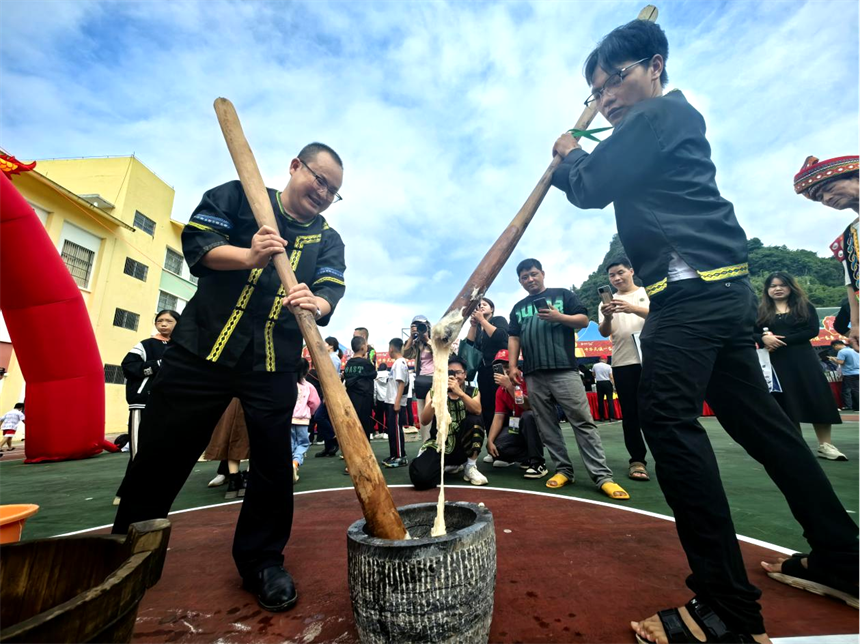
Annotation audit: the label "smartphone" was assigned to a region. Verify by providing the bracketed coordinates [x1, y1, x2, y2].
[533, 296, 549, 311]
[598, 285, 613, 305]
[492, 363, 505, 376]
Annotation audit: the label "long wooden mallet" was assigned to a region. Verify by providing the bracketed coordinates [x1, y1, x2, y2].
[434, 5, 659, 338]
[213, 98, 407, 541]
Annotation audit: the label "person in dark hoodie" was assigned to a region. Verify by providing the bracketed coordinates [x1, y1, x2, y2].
[113, 309, 181, 505]
[549, 17, 857, 644]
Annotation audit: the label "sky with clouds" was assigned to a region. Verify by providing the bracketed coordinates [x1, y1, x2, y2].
[2, 0, 858, 349]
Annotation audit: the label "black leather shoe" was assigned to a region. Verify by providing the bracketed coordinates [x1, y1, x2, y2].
[243, 566, 298, 612]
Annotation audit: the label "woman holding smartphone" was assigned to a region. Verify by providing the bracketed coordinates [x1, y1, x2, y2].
[465, 297, 509, 434]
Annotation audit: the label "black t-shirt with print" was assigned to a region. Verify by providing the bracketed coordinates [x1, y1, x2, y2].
[508, 287, 587, 374]
[343, 357, 377, 398]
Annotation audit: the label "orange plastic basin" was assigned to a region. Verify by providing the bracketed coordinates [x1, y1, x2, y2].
[0, 504, 40, 544]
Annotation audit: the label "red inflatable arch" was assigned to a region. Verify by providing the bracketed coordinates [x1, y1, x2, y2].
[0, 171, 110, 462]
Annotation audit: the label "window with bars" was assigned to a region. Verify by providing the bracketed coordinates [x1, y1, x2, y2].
[164, 247, 184, 275]
[113, 308, 140, 331]
[104, 364, 126, 385]
[134, 211, 156, 236]
[157, 291, 179, 312]
[61, 240, 95, 288]
[123, 257, 149, 281]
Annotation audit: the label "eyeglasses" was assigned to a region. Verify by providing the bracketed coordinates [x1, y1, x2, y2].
[299, 159, 342, 203]
[448, 369, 465, 376]
[584, 57, 652, 107]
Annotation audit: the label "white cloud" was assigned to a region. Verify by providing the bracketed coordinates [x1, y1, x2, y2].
[1, 0, 857, 348]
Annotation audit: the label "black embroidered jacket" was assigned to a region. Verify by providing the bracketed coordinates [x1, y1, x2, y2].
[173, 180, 346, 372]
[552, 90, 749, 298]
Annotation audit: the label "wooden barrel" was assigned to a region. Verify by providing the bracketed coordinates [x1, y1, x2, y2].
[0, 519, 170, 643]
[347, 502, 496, 644]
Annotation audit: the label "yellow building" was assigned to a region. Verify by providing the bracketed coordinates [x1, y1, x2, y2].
[0, 156, 197, 434]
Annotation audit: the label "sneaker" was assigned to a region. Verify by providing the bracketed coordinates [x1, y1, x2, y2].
[292, 460, 299, 483]
[383, 456, 408, 468]
[524, 464, 549, 479]
[482, 454, 494, 464]
[818, 443, 848, 461]
[518, 462, 530, 470]
[463, 465, 488, 486]
[444, 464, 465, 474]
[208, 474, 227, 488]
[492, 459, 513, 468]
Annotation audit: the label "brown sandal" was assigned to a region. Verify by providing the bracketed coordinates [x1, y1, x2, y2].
[628, 463, 650, 481]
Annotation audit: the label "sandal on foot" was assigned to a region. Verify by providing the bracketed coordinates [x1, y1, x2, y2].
[601, 481, 630, 500]
[765, 555, 859, 609]
[545, 473, 571, 489]
[628, 462, 650, 481]
[634, 597, 756, 643]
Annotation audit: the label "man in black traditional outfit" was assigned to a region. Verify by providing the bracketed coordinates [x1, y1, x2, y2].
[113, 142, 347, 613]
[550, 19, 858, 644]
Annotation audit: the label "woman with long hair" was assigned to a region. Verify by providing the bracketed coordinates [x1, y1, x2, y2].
[755, 272, 845, 460]
[114, 309, 181, 505]
[465, 297, 510, 437]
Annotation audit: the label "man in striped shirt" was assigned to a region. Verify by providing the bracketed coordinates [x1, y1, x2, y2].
[508, 258, 628, 500]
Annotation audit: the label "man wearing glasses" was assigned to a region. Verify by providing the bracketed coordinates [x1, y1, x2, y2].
[549, 18, 858, 644]
[410, 356, 488, 488]
[113, 142, 347, 614]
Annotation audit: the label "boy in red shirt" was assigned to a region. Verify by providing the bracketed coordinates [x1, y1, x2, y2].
[486, 351, 546, 479]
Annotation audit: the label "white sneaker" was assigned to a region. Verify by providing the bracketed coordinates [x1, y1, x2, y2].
[293, 461, 299, 482]
[463, 465, 488, 486]
[817, 443, 848, 461]
[208, 474, 227, 487]
[492, 459, 513, 468]
[482, 454, 494, 464]
[444, 464, 464, 474]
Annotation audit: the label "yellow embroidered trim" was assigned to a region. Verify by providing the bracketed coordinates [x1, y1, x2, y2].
[645, 262, 750, 297]
[645, 278, 668, 297]
[293, 234, 321, 248]
[286, 234, 320, 272]
[697, 262, 749, 282]
[312, 276, 345, 287]
[206, 268, 263, 362]
[264, 285, 286, 372]
[187, 221, 228, 238]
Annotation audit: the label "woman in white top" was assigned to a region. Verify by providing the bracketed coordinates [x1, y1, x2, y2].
[325, 336, 343, 374]
[598, 258, 651, 481]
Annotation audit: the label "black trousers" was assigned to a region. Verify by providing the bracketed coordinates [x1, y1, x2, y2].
[842, 374, 859, 411]
[373, 399, 387, 431]
[493, 410, 544, 466]
[314, 403, 338, 453]
[386, 403, 405, 458]
[348, 391, 374, 440]
[112, 345, 298, 581]
[409, 414, 484, 490]
[613, 364, 647, 465]
[476, 366, 499, 434]
[595, 380, 616, 420]
[116, 408, 144, 497]
[399, 399, 413, 428]
[639, 277, 858, 634]
[400, 397, 414, 426]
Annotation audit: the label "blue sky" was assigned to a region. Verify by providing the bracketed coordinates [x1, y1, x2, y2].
[2, 0, 858, 348]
